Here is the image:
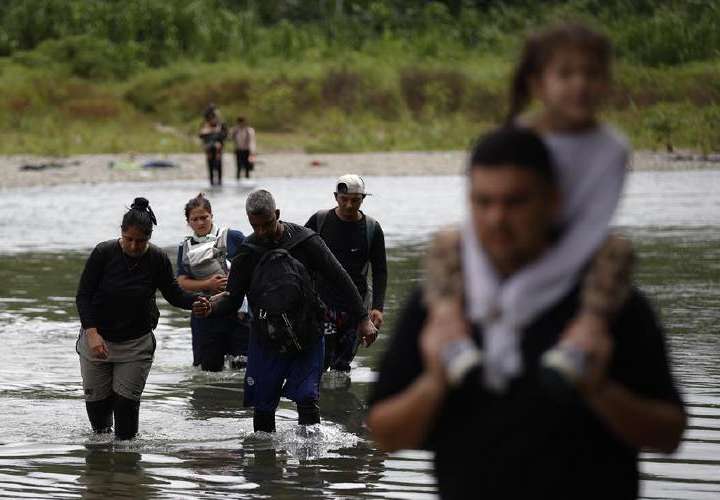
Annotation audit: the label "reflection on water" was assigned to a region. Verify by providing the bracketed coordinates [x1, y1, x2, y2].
[1, 172, 720, 498]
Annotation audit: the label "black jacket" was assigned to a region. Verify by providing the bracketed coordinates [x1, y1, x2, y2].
[76, 240, 195, 342]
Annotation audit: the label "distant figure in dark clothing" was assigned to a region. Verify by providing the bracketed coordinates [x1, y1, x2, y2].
[76, 197, 198, 440]
[306, 174, 387, 387]
[199, 105, 228, 186]
[229, 116, 256, 180]
[194, 189, 377, 433]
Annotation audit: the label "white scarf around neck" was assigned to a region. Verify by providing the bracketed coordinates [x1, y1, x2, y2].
[190, 224, 222, 243]
[461, 127, 628, 392]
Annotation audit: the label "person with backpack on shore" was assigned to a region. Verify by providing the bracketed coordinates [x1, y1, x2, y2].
[193, 189, 377, 433]
[305, 175, 387, 388]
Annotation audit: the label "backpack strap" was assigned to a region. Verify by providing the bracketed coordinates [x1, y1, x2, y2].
[240, 226, 318, 257]
[364, 213, 377, 251]
[182, 237, 192, 268]
[318, 208, 376, 251]
[315, 209, 331, 236]
[239, 241, 265, 256]
[283, 226, 318, 252]
[358, 213, 378, 279]
[216, 227, 229, 252]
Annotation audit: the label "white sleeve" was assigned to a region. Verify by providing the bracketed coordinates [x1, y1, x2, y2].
[249, 128, 256, 154]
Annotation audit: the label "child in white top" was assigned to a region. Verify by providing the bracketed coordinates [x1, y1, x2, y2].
[461, 23, 632, 391]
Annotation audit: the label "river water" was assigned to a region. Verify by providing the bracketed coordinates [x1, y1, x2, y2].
[0, 171, 719, 499]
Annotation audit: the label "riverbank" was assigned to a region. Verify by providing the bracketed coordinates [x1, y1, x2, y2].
[2, 150, 718, 190]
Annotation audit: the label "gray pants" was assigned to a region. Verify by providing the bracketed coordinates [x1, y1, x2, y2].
[76, 329, 156, 402]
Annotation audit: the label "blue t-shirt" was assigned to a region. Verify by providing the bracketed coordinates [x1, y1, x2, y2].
[176, 229, 245, 277]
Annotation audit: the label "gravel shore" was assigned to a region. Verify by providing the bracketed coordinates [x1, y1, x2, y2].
[1, 150, 716, 190]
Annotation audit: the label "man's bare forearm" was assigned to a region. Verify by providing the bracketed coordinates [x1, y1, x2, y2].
[587, 381, 686, 453]
[367, 372, 446, 452]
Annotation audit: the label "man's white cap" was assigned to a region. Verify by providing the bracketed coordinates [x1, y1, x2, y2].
[335, 174, 369, 195]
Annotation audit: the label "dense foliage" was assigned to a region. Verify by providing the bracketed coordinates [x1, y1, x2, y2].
[0, 0, 718, 154]
[1, 0, 719, 75]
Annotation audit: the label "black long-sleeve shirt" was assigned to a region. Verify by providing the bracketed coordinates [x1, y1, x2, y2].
[214, 222, 368, 327]
[76, 240, 196, 342]
[305, 209, 387, 311]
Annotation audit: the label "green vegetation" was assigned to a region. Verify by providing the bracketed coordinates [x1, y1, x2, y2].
[0, 0, 718, 155]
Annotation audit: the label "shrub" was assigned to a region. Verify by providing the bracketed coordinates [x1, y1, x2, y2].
[63, 98, 122, 120]
[400, 68, 468, 116]
[322, 68, 364, 111]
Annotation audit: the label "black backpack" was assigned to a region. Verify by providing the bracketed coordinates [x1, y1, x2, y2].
[245, 233, 324, 353]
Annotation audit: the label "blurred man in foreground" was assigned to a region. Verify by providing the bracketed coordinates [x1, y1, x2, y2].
[367, 128, 685, 500]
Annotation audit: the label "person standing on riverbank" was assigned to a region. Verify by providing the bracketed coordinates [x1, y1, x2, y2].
[305, 175, 387, 388]
[176, 193, 249, 371]
[76, 197, 201, 440]
[199, 104, 228, 186]
[367, 128, 686, 499]
[229, 116, 256, 180]
[194, 189, 376, 433]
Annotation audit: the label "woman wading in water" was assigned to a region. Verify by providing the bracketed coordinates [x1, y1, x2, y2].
[176, 193, 249, 371]
[76, 197, 208, 440]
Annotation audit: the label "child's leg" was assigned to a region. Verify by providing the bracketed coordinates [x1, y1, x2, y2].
[582, 233, 634, 318]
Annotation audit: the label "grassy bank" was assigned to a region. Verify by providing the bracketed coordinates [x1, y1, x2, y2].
[1, 1, 719, 155]
[2, 55, 718, 156]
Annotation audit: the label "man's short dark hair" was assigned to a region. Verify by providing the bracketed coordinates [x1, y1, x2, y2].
[468, 127, 556, 186]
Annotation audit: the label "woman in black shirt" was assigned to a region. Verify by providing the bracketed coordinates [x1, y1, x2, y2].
[76, 197, 200, 440]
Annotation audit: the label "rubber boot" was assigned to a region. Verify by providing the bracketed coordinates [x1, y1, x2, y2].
[253, 410, 276, 433]
[85, 395, 114, 433]
[297, 399, 320, 426]
[114, 395, 140, 440]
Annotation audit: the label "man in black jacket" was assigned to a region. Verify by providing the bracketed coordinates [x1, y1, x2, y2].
[196, 189, 376, 433]
[306, 174, 387, 387]
[367, 128, 686, 499]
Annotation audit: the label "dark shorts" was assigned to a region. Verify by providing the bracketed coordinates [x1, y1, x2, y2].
[244, 331, 324, 412]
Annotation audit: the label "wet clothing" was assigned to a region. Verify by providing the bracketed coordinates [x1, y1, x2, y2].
[244, 332, 325, 412]
[77, 329, 155, 402]
[215, 222, 367, 325]
[369, 287, 683, 500]
[305, 209, 387, 312]
[213, 222, 367, 413]
[75, 240, 195, 439]
[177, 229, 249, 369]
[306, 209, 387, 371]
[76, 240, 196, 342]
[321, 309, 358, 372]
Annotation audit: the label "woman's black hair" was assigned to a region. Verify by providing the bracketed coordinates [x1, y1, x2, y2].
[506, 22, 612, 123]
[184, 192, 212, 220]
[121, 197, 157, 236]
[468, 127, 556, 186]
